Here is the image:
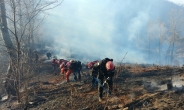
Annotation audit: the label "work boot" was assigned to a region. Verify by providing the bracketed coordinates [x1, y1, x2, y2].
[99, 97, 102, 102]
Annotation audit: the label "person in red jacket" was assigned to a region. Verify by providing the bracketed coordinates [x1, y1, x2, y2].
[59, 59, 68, 76]
[93, 58, 115, 102]
[54, 59, 69, 84]
[64, 60, 73, 82]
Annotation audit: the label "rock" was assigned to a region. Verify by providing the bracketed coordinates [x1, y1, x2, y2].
[107, 106, 112, 109]
[1, 95, 8, 101]
[82, 107, 90, 110]
[111, 105, 119, 109]
[118, 104, 123, 108]
[123, 107, 128, 110]
[29, 102, 34, 104]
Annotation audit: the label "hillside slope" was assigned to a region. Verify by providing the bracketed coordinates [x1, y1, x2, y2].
[1, 57, 184, 110]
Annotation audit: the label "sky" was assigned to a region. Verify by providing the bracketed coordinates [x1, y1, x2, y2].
[43, 0, 184, 65]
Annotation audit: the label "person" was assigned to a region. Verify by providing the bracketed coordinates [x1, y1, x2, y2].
[65, 60, 73, 82]
[59, 59, 68, 76]
[54, 59, 69, 84]
[64, 60, 82, 82]
[93, 58, 115, 102]
[87, 60, 99, 87]
[51, 58, 58, 74]
[46, 52, 52, 60]
[55, 59, 63, 66]
[72, 60, 82, 81]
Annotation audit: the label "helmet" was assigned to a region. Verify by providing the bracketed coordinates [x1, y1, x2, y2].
[106, 61, 114, 71]
[88, 62, 93, 69]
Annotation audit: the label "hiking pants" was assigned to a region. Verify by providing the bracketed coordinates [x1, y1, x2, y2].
[98, 77, 113, 98]
[65, 69, 72, 82]
[73, 69, 81, 81]
[92, 75, 98, 86]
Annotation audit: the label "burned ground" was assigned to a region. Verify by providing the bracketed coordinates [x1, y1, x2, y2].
[1, 58, 184, 110]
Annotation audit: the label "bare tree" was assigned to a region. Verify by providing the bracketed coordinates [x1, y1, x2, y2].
[147, 20, 166, 65]
[167, 9, 184, 65]
[0, 0, 63, 103]
[157, 21, 166, 65]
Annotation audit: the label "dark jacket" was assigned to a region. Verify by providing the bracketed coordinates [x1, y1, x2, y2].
[70, 60, 82, 72]
[92, 62, 99, 76]
[47, 53, 51, 57]
[94, 58, 115, 79]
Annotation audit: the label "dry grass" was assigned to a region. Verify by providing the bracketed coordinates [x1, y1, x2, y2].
[2, 59, 184, 110]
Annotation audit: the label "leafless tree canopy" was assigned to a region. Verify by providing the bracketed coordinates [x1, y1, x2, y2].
[0, 0, 62, 103]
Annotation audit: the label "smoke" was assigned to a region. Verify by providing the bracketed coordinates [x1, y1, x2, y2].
[167, 0, 184, 6]
[42, 0, 184, 64]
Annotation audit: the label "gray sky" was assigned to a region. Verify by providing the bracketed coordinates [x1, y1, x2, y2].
[43, 0, 184, 65]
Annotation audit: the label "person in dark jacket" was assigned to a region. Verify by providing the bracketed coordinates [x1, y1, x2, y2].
[88, 60, 99, 87]
[46, 52, 52, 60]
[51, 58, 58, 74]
[93, 58, 115, 102]
[71, 60, 82, 81]
[76, 61, 82, 81]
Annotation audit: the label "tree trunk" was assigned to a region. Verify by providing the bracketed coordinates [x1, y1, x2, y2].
[0, 0, 17, 98]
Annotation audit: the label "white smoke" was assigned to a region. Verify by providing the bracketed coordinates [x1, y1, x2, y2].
[42, 0, 184, 65]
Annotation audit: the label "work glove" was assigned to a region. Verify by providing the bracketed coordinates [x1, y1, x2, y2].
[107, 77, 112, 81]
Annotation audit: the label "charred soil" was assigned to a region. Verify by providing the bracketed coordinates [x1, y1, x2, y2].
[1, 59, 184, 110]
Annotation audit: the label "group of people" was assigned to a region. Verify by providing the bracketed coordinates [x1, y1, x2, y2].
[51, 56, 115, 102]
[51, 58, 82, 82]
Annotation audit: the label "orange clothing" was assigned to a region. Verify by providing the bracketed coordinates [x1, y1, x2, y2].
[61, 67, 67, 75]
[65, 69, 73, 82]
[59, 60, 68, 74]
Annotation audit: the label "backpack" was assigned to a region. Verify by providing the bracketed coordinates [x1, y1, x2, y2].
[77, 61, 82, 69]
[70, 61, 77, 71]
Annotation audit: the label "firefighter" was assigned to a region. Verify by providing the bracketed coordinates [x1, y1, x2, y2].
[93, 58, 115, 102]
[46, 52, 52, 60]
[51, 58, 59, 74]
[54, 59, 69, 84]
[73, 60, 82, 81]
[59, 59, 68, 76]
[87, 60, 99, 87]
[65, 60, 73, 82]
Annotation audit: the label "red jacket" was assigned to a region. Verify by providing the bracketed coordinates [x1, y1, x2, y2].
[60, 60, 68, 68]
